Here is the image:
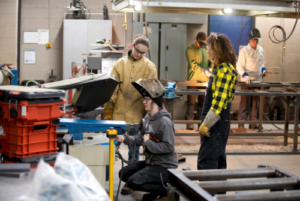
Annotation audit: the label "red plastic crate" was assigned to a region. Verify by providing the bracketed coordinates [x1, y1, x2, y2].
[0, 99, 66, 121]
[0, 120, 58, 158]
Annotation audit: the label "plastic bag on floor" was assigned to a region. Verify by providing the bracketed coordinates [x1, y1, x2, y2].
[17, 152, 110, 201]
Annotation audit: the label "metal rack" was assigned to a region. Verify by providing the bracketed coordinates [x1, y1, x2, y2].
[167, 165, 300, 201]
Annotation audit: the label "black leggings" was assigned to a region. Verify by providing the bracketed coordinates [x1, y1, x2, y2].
[119, 161, 168, 196]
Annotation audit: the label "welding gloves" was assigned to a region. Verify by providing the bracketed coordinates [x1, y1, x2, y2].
[199, 110, 220, 137]
[262, 67, 267, 77]
[104, 109, 113, 120]
[242, 72, 251, 84]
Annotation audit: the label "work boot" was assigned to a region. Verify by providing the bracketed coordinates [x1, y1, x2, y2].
[238, 124, 244, 128]
[153, 196, 168, 201]
[121, 183, 133, 195]
[186, 124, 194, 130]
[142, 193, 159, 201]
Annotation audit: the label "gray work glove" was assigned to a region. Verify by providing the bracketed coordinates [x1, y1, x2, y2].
[199, 110, 220, 137]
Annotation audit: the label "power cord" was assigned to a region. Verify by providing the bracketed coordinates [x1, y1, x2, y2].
[268, 1, 300, 44]
[114, 123, 140, 201]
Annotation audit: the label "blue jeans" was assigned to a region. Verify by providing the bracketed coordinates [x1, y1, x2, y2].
[128, 130, 140, 162]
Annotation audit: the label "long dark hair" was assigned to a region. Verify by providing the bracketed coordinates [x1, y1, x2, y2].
[206, 33, 237, 69]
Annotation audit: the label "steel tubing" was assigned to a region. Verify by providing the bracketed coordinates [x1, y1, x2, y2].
[56, 129, 69, 135]
[183, 167, 275, 181]
[216, 190, 300, 201]
[175, 132, 293, 137]
[198, 178, 297, 192]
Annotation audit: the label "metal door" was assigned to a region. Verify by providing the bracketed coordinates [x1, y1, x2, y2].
[133, 22, 159, 68]
[160, 24, 186, 81]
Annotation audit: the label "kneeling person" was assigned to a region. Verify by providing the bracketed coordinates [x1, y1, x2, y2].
[116, 78, 178, 201]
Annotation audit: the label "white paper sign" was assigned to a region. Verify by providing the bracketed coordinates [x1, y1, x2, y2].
[24, 49, 36, 64]
[143, 26, 152, 34]
[102, 61, 115, 75]
[24, 32, 38, 43]
[37, 29, 49, 44]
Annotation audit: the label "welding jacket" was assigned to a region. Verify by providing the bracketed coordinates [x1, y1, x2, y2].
[186, 44, 210, 81]
[103, 51, 158, 124]
[237, 43, 265, 82]
[123, 107, 178, 169]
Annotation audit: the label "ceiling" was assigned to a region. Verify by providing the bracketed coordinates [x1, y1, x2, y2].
[112, 0, 299, 18]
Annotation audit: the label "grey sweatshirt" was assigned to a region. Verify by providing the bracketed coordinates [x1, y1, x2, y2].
[123, 107, 178, 169]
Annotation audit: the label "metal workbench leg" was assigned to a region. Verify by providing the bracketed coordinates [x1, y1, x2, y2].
[251, 96, 257, 129]
[259, 96, 264, 132]
[293, 97, 300, 152]
[164, 99, 174, 121]
[284, 99, 290, 146]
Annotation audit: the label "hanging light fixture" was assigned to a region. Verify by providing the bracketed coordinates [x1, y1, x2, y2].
[223, 8, 233, 14]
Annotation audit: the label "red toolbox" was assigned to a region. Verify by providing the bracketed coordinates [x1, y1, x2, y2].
[0, 86, 66, 121]
[0, 86, 65, 158]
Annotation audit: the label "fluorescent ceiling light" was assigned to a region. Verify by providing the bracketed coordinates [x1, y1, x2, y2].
[223, 8, 233, 14]
[134, 4, 142, 11]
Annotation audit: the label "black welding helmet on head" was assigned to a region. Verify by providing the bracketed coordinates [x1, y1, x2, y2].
[248, 28, 261, 40]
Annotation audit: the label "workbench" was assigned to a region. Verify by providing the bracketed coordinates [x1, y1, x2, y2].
[163, 81, 300, 153]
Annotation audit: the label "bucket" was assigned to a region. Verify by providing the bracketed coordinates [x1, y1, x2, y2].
[71, 62, 86, 78]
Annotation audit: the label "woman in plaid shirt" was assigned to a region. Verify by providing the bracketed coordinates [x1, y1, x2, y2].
[197, 33, 237, 172]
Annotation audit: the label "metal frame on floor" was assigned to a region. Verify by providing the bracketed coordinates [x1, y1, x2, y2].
[163, 82, 300, 154]
[167, 165, 300, 201]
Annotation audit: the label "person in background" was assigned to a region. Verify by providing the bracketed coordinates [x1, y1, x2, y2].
[116, 78, 178, 201]
[198, 33, 237, 174]
[103, 34, 158, 194]
[185, 32, 211, 130]
[236, 28, 267, 128]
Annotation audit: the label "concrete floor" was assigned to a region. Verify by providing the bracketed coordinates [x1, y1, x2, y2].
[109, 123, 300, 201]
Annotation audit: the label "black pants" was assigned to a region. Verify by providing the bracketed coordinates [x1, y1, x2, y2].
[119, 161, 168, 196]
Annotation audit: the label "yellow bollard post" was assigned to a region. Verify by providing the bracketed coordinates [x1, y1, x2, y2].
[106, 127, 117, 201]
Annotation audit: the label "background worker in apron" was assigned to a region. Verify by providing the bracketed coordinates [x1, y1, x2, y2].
[198, 33, 237, 171]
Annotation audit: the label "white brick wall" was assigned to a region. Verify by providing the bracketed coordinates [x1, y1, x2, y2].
[20, 0, 125, 82]
[256, 17, 300, 82]
[0, 0, 17, 66]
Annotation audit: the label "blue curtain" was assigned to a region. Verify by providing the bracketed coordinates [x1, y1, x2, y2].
[209, 15, 252, 56]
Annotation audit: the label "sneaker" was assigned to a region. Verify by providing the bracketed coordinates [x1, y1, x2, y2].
[121, 183, 133, 195]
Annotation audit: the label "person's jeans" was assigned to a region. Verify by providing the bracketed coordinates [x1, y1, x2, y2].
[185, 86, 205, 129]
[238, 86, 259, 127]
[128, 130, 140, 162]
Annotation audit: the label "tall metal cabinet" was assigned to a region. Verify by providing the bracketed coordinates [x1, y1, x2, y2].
[133, 22, 159, 68]
[133, 22, 186, 80]
[63, 20, 112, 79]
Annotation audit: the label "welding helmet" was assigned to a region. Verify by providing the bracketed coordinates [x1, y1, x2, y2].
[248, 28, 261, 40]
[195, 32, 207, 48]
[132, 78, 165, 107]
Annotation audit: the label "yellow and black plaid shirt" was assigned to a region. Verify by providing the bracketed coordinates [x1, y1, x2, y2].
[211, 63, 237, 115]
